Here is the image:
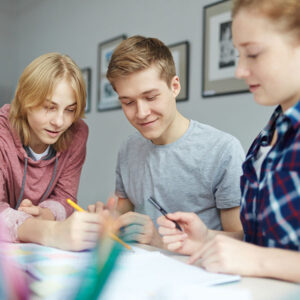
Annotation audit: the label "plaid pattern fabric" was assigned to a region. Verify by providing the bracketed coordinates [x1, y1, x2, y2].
[241, 102, 300, 250]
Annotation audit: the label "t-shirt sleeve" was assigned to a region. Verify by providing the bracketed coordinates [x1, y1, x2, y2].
[214, 136, 245, 209]
[115, 147, 127, 199]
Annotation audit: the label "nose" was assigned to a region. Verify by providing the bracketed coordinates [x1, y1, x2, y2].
[136, 100, 150, 119]
[235, 57, 250, 79]
[50, 111, 64, 128]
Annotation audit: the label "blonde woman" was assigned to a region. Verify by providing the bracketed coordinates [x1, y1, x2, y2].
[0, 53, 101, 251]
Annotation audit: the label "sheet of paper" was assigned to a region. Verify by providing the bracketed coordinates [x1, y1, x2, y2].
[154, 285, 252, 300]
[100, 246, 242, 300]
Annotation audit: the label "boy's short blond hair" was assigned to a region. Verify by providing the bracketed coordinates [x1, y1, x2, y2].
[106, 35, 176, 88]
[9, 52, 86, 152]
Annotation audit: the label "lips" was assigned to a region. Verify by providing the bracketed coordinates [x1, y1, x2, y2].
[139, 119, 157, 126]
[45, 129, 61, 138]
[249, 84, 260, 93]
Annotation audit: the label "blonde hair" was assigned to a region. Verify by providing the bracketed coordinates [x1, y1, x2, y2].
[106, 35, 176, 88]
[232, 0, 300, 37]
[9, 52, 86, 152]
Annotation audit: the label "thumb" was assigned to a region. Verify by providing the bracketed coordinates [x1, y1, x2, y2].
[106, 196, 117, 211]
[19, 199, 33, 207]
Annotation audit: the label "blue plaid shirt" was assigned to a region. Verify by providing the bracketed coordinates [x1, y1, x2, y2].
[241, 102, 300, 250]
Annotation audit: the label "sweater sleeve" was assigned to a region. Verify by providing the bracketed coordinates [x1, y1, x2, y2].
[39, 120, 89, 219]
[0, 168, 32, 242]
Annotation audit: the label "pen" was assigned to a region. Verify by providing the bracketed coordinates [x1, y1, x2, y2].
[66, 198, 132, 251]
[148, 197, 183, 231]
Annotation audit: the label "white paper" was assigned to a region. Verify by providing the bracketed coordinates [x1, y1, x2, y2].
[100, 246, 241, 300]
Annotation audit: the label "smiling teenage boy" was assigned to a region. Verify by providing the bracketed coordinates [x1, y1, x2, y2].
[106, 35, 245, 249]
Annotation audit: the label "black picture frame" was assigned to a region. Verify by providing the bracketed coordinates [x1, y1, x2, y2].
[97, 35, 126, 111]
[202, 0, 248, 97]
[81, 67, 91, 113]
[169, 41, 190, 101]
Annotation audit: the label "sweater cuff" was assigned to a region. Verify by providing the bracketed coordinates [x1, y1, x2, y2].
[1, 208, 31, 242]
[39, 200, 67, 221]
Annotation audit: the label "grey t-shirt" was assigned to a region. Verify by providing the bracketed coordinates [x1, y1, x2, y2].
[115, 120, 245, 230]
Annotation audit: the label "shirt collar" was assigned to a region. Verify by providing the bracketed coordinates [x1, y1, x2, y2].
[259, 100, 300, 146]
[259, 105, 282, 146]
[283, 100, 300, 130]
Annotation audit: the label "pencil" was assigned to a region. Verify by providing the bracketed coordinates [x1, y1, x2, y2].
[67, 199, 85, 212]
[66, 198, 132, 250]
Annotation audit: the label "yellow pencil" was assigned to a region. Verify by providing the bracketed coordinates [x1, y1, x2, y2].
[67, 199, 85, 212]
[66, 198, 132, 250]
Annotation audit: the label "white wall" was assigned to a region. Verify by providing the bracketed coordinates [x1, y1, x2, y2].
[2, 0, 274, 207]
[0, 0, 17, 106]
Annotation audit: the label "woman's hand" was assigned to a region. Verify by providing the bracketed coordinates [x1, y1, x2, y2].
[49, 211, 104, 251]
[18, 199, 55, 220]
[157, 212, 209, 255]
[189, 234, 264, 276]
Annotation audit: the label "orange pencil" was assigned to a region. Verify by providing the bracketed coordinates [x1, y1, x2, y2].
[66, 198, 132, 251]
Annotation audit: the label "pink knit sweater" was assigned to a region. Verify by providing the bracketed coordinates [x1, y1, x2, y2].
[0, 104, 88, 242]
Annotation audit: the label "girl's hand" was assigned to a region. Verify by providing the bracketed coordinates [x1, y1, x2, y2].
[157, 212, 209, 255]
[18, 199, 54, 220]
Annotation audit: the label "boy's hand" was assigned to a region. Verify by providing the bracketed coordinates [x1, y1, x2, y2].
[87, 197, 117, 213]
[115, 212, 163, 248]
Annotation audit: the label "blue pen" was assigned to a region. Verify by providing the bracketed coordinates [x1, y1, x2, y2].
[148, 197, 183, 231]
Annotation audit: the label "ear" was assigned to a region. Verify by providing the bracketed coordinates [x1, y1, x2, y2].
[171, 75, 181, 98]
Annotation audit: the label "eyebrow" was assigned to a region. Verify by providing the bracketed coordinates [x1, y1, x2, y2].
[141, 89, 160, 95]
[236, 41, 258, 48]
[45, 99, 77, 107]
[67, 103, 77, 107]
[119, 89, 160, 100]
[119, 96, 132, 101]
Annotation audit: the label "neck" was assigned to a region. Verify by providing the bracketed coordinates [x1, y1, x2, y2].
[153, 112, 190, 145]
[28, 143, 49, 154]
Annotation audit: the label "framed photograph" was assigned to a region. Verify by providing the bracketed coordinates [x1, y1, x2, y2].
[81, 67, 91, 113]
[202, 0, 248, 97]
[169, 41, 189, 101]
[97, 35, 126, 111]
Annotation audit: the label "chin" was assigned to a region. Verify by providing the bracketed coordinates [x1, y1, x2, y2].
[44, 137, 60, 146]
[142, 133, 157, 141]
[253, 95, 270, 106]
[141, 131, 160, 142]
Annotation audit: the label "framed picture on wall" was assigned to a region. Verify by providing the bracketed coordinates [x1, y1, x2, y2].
[97, 35, 126, 111]
[169, 41, 190, 101]
[81, 67, 91, 113]
[202, 0, 248, 97]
